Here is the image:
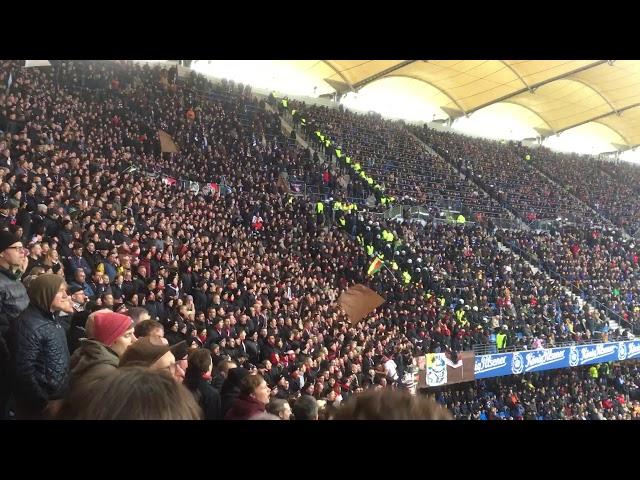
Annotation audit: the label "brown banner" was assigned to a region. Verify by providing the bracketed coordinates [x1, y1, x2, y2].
[337, 284, 385, 324]
[158, 130, 179, 153]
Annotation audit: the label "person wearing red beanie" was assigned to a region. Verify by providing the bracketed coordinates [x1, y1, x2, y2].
[68, 310, 136, 392]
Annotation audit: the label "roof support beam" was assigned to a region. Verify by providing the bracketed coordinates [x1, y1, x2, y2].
[352, 61, 418, 90]
[567, 77, 618, 112]
[554, 102, 640, 138]
[465, 60, 609, 115]
[322, 61, 353, 89]
[499, 61, 529, 89]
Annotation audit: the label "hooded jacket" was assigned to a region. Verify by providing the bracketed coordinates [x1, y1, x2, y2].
[11, 274, 69, 413]
[68, 339, 119, 392]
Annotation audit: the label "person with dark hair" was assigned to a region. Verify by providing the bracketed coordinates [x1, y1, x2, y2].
[10, 274, 74, 419]
[184, 348, 221, 420]
[225, 374, 270, 420]
[58, 367, 202, 420]
[220, 365, 248, 416]
[333, 389, 453, 420]
[292, 394, 319, 420]
[127, 306, 151, 325]
[134, 319, 164, 341]
[0, 230, 29, 418]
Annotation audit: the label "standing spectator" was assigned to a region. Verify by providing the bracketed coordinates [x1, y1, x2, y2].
[292, 394, 319, 420]
[184, 348, 222, 420]
[11, 274, 74, 419]
[68, 310, 135, 392]
[266, 398, 292, 420]
[0, 230, 29, 418]
[225, 374, 270, 420]
[58, 367, 202, 420]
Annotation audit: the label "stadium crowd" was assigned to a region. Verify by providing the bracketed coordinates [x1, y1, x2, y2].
[0, 59, 638, 420]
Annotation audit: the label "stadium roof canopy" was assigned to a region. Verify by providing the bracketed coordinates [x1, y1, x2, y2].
[308, 60, 640, 150]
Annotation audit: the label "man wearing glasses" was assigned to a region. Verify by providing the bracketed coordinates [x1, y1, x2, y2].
[0, 230, 30, 419]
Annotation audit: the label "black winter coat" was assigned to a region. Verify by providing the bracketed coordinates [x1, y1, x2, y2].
[10, 304, 70, 412]
[185, 377, 222, 420]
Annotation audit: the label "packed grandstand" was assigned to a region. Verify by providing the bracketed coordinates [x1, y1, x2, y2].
[0, 59, 639, 420]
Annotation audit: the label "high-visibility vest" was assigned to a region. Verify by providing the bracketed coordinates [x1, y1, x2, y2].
[391, 261, 399, 270]
[335, 149, 342, 157]
[367, 177, 374, 185]
[356, 235, 364, 245]
[319, 134, 325, 142]
[402, 271, 411, 284]
[291, 109, 296, 117]
[456, 214, 466, 224]
[589, 366, 599, 378]
[496, 333, 507, 349]
[282, 99, 288, 108]
[325, 139, 331, 147]
[301, 118, 306, 125]
[316, 202, 324, 213]
[366, 245, 374, 256]
[338, 217, 346, 227]
[345, 156, 351, 164]
[333, 201, 342, 211]
[381, 197, 387, 206]
[353, 163, 361, 172]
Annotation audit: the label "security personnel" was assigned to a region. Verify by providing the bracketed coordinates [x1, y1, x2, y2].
[496, 329, 507, 351]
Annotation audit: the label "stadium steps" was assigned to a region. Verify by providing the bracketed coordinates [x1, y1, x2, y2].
[497, 241, 620, 333]
[264, 102, 328, 165]
[525, 159, 621, 233]
[408, 131, 529, 230]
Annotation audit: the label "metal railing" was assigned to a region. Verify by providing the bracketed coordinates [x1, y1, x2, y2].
[471, 333, 627, 356]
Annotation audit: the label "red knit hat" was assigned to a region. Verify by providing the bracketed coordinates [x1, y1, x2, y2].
[92, 312, 133, 347]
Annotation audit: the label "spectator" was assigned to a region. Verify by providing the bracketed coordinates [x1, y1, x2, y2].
[0, 230, 29, 418]
[292, 394, 319, 420]
[266, 398, 292, 420]
[225, 374, 270, 420]
[333, 388, 452, 420]
[68, 310, 135, 391]
[220, 365, 249, 417]
[58, 367, 202, 420]
[11, 274, 74, 419]
[184, 348, 221, 420]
